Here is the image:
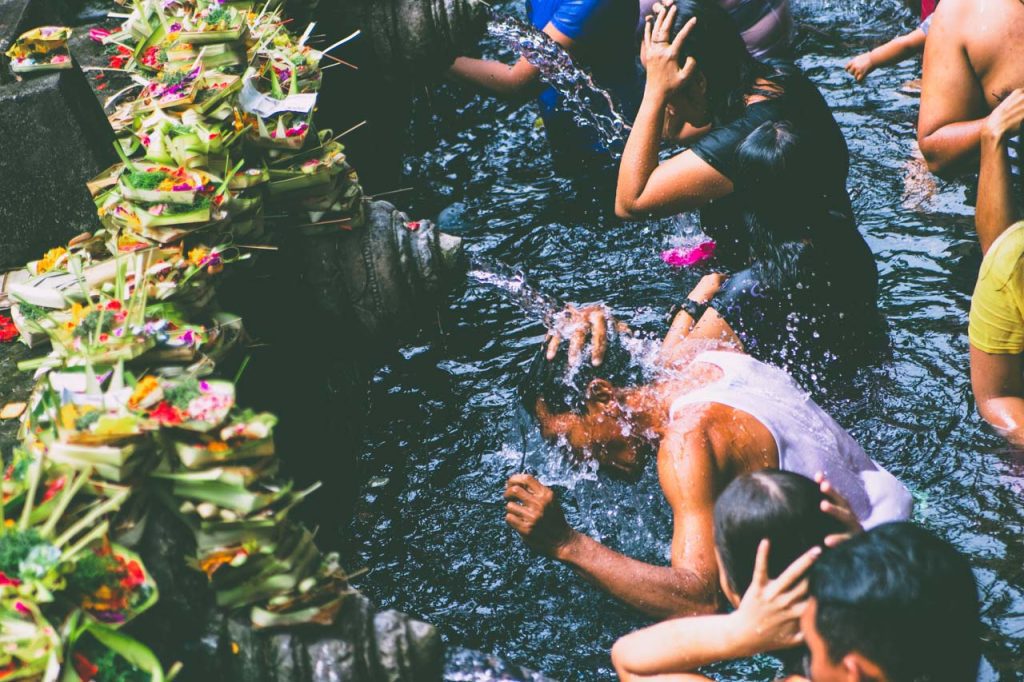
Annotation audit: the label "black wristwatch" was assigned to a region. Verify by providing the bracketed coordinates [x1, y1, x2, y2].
[666, 298, 709, 325]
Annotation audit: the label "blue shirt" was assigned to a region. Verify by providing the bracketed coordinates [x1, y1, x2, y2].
[528, 0, 640, 158]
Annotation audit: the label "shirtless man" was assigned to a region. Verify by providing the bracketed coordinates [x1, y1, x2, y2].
[503, 304, 912, 618]
[917, 0, 1024, 176]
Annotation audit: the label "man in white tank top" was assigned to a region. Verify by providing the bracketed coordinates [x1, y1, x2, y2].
[506, 334, 912, 618]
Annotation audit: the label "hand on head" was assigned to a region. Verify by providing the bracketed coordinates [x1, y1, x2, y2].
[732, 539, 821, 652]
[642, 1, 698, 97]
[814, 471, 863, 547]
[545, 304, 613, 367]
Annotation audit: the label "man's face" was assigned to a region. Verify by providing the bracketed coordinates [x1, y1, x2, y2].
[802, 599, 848, 682]
[535, 397, 645, 477]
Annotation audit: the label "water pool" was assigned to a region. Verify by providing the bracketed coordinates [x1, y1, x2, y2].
[343, 1, 1024, 679]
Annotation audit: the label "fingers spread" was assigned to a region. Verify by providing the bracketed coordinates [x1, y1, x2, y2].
[679, 56, 698, 82]
[751, 538, 771, 587]
[672, 15, 696, 50]
[568, 324, 586, 367]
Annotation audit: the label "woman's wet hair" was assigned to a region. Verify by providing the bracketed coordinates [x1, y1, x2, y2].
[667, 0, 780, 118]
[809, 522, 981, 682]
[713, 469, 845, 595]
[737, 120, 815, 290]
[521, 328, 647, 416]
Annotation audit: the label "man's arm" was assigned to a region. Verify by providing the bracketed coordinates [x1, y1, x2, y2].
[970, 345, 1024, 448]
[504, 423, 722, 619]
[977, 89, 1024, 253]
[448, 23, 573, 101]
[917, 0, 988, 176]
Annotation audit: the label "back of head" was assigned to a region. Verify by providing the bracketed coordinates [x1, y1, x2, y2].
[714, 469, 845, 595]
[668, 0, 765, 117]
[521, 328, 647, 416]
[735, 120, 815, 285]
[808, 522, 981, 682]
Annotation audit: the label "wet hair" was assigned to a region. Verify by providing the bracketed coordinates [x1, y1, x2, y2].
[667, 0, 779, 119]
[521, 329, 647, 416]
[713, 469, 845, 595]
[808, 522, 981, 682]
[736, 120, 815, 290]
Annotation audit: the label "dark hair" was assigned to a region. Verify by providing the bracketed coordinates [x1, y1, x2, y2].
[521, 328, 646, 415]
[668, 0, 778, 119]
[808, 522, 981, 682]
[735, 120, 815, 289]
[713, 469, 845, 595]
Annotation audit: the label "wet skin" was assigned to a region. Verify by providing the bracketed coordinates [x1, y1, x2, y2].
[504, 353, 783, 619]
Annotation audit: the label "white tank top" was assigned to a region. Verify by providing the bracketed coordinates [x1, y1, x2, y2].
[670, 351, 912, 529]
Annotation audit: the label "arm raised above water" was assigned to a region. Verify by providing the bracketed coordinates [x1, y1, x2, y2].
[448, 22, 574, 101]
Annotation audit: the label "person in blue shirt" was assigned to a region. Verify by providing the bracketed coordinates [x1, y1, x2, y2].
[449, 0, 641, 171]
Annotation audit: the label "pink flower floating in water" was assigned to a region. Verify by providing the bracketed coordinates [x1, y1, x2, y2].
[661, 240, 716, 268]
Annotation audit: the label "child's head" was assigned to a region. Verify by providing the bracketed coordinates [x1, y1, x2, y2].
[804, 522, 980, 682]
[713, 469, 845, 605]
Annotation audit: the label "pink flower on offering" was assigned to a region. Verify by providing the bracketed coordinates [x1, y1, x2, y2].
[52, 54, 69, 63]
[89, 27, 111, 42]
[13, 601, 29, 615]
[661, 240, 716, 268]
[199, 380, 210, 391]
[284, 123, 308, 138]
[148, 204, 166, 216]
[114, 327, 125, 337]
[208, 132, 219, 140]
[172, 183, 192, 191]
[0, 572, 21, 587]
[140, 134, 151, 147]
[179, 329, 197, 346]
[200, 252, 222, 267]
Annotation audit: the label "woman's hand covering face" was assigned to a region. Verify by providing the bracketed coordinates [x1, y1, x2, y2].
[642, 3, 698, 98]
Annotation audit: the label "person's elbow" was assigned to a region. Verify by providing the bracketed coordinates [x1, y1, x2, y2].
[615, 194, 648, 220]
[615, 200, 639, 220]
[917, 134, 958, 176]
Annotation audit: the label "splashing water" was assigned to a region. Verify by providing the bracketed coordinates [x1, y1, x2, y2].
[486, 14, 632, 154]
[467, 256, 564, 326]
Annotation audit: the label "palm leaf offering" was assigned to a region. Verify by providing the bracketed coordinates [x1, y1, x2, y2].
[0, 0, 373, 675]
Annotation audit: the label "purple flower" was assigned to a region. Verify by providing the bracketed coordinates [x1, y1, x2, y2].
[172, 183, 192, 191]
[169, 22, 182, 31]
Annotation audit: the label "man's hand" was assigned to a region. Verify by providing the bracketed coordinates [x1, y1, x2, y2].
[845, 53, 874, 82]
[688, 273, 726, 304]
[814, 471, 863, 548]
[504, 474, 576, 559]
[545, 304, 627, 367]
[730, 539, 821, 652]
[984, 89, 1024, 145]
